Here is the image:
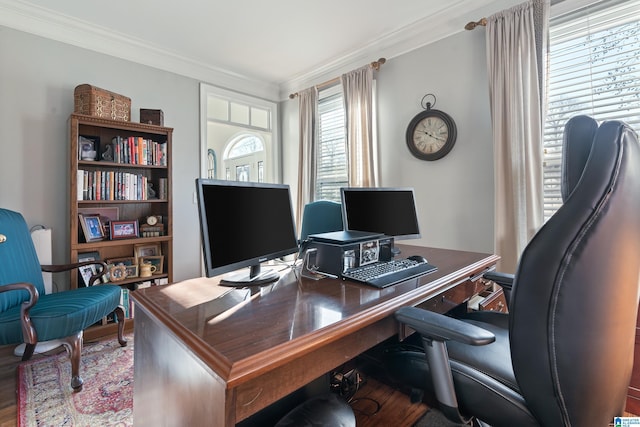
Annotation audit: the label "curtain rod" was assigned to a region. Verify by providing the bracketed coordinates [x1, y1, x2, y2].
[288, 57, 386, 99]
[464, 17, 487, 30]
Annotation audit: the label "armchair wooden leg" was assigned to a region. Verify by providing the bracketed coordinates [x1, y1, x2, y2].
[61, 331, 84, 392]
[21, 343, 36, 361]
[114, 306, 128, 347]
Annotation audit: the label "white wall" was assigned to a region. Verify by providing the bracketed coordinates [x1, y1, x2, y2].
[282, 30, 495, 253]
[0, 26, 202, 286]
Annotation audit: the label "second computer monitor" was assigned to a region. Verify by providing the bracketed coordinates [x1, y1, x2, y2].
[340, 187, 421, 240]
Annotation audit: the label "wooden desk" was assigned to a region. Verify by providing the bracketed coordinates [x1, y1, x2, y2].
[131, 245, 499, 426]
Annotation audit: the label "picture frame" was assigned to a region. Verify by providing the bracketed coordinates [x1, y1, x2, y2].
[110, 220, 139, 240]
[107, 256, 136, 266]
[140, 255, 164, 274]
[124, 264, 139, 278]
[78, 135, 100, 161]
[134, 243, 162, 261]
[77, 251, 101, 287]
[79, 214, 105, 242]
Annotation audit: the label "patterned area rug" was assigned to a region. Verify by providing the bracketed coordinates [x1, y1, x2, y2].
[17, 334, 134, 427]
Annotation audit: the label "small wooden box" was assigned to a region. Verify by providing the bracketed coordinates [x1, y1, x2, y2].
[140, 109, 164, 126]
[74, 84, 131, 121]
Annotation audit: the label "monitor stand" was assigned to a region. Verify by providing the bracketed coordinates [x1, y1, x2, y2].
[219, 264, 280, 287]
[391, 246, 401, 256]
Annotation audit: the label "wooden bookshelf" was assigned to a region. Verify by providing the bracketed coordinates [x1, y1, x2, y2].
[68, 113, 173, 334]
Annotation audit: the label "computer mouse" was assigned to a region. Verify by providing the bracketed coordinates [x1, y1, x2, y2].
[408, 255, 427, 264]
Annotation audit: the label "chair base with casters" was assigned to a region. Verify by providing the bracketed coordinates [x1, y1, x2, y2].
[0, 208, 127, 392]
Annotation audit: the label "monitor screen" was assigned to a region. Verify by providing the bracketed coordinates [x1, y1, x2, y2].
[196, 179, 299, 286]
[340, 187, 421, 240]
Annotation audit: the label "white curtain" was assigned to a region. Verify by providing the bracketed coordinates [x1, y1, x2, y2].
[341, 65, 379, 187]
[486, 0, 549, 273]
[296, 87, 317, 233]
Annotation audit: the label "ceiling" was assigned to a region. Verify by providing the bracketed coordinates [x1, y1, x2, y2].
[0, 0, 525, 98]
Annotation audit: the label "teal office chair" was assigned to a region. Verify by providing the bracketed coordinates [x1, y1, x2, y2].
[0, 208, 126, 392]
[299, 200, 343, 242]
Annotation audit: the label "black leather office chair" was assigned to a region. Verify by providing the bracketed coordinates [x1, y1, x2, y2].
[385, 117, 640, 426]
[483, 114, 600, 305]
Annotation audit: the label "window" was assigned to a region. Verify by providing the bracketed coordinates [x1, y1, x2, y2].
[223, 134, 266, 182]
[316, 86, 348, 201]
[543, 0, 640, 220]
[199, 84, 278, 183]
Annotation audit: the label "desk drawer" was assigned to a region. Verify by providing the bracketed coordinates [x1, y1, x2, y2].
[417, 279, 487, 314]
[477, 287, 508, 313]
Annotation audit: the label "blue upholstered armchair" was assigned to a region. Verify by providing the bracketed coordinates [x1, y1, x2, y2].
[299, 200, 343, 242]
[0, 208, 126, 392]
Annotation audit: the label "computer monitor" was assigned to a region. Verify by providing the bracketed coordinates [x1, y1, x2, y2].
[340, 187, 421, 241]
[195, 178, 299, 286]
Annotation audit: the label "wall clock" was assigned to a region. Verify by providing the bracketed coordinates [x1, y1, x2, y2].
[406, 94, 457, 161]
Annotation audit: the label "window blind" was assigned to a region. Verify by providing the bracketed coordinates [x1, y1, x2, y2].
[543, 0, 640, 220]
[316, 88, 348, 202]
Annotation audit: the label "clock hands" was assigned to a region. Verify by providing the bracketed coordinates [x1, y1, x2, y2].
[422, 130, 446, 142]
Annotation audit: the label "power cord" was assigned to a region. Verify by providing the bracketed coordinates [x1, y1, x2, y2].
[330, 368, 381, 416]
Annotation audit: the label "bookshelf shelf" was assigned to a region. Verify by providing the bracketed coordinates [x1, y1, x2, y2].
[69, 113, 173, 334]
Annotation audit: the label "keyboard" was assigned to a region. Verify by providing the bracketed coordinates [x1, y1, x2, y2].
[341, 258, 437, 288]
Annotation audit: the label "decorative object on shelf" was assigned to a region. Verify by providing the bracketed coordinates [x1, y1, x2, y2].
[101, 144, 114, 161]
[134, 243, 161, 261]
[140, 109, 164, 126]
[139, 261, 157, 278]
[124, 264, 138, 278]
[74, 84, 131, 121]
[79, 214, 105, 242]
[79, 135, 99, 161]
[405, 93, 457, 161]
[140, 255, 164, 275]
[109, 264, 127, 282]
[110, 220, 139, 240]
[77, 251, 101, 287]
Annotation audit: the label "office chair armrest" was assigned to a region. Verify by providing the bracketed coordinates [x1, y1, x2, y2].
[395, 306, 495, 345]
[41, 260, 109, 286]
[0, 282, 39, 345]
[395, 306, 495, 425]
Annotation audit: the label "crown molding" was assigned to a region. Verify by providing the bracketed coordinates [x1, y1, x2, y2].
[278, 0, 505, 100]
[0, 0, 522, 102]
[0, 0, 280, 100]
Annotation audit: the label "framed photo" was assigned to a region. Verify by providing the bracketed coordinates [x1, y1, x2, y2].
[79, 214, 105, 242]
[77, 251, 101, 287]
[134, 243, 162, 261]
[107, 256, 136, 266]
[78, 135, 99, 161]
[110, 220, 139, 240]
[140, 255, 164, 274]
[124, 264, 139, 278]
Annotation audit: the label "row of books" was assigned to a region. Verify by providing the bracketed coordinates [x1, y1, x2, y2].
[77, 169, 154, 201]
[110, 136, 167, 166]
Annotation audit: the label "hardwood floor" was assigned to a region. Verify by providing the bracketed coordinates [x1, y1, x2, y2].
[0, 343, 24, 427]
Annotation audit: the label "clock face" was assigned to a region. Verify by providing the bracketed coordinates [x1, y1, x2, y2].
[146, 215, 158, 226]
[412, 116, 449, 155]
[406, 109, 457, 161]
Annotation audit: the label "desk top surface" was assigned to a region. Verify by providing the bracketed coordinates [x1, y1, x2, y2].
[132, 244, 498, 387]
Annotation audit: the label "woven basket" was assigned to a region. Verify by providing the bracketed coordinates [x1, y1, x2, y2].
[74, 84, 131, 121]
